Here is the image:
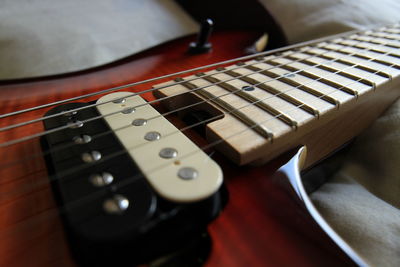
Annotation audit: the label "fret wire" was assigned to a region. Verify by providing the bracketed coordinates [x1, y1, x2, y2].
[2, 26, 400, 245]
[284, 54, 376, 88]
[350, 35, 400, 49]
[199, 69, 389, 148]
[310, 45, 400, 76]
[365, 31, 400, 41]
[287, 52, 388, 91]
[0, 52, 394, 245]
[0, 33, 377, 141]
[219, 67, 319, 116]
[0, 45, 343, 145]
[0, 28, 363, 121]
[334, 47, 400, 69]
[0, 25, 395, 130]
[176, 77, 274, 139]
[2, 27, 396, 186]
[199, 73, 298, 129]
[381, 28, 400, 35]
[307, 43, 400, 74]
[245, 64, 339, 106]
[332, 41, 400, 69]
[333, 39, 400, 59]
[360, 31, 400, 44]
[86, 34, 400, 139]
[2, 31, 397, 156]
[299, 47, 393, 79]
[0, 38, 353, 132]
[1, 28, 398, 147]
[256, 60, 357, 113]
[236, 65, 326, 117]
[0, 47, 307, 131]
[266, 59, 359, 96]
[0, 83, 250, 168]
[15, 47, 398, 204]
[1, 36, 399, 206]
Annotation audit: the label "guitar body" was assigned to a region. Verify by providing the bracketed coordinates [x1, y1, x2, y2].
[0, 31, 355, 266]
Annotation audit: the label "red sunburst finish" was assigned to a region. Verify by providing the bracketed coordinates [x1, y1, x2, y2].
[0, 31, 354, 267]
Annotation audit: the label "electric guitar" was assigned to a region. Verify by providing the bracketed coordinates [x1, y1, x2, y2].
[1, 24, 399, 267]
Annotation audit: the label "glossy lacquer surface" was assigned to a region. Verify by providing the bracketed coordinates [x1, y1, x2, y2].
[0, 31, 354, 266]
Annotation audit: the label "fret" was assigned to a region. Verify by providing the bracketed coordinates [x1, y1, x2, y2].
[222, 66, 325, 116]
[332, 39, 400, 59]
[244, 62, 340, 106]
[306, 46, 400, 78]
[248, 60, 354, 105]
[365, 31, 400, 41]
[320, 42, 400, 69]
[344, 35, 400, 53]
[350, 34, 400, 49]
[382, 27, 400, 34]
[284, 52, 378, 91]
[228, 62, 337, 115]
[200, 73, 299, 128]
[294, 49, 389, 85]
[358, 32, 400, 45]
[176, 75, 292, 140]
[267, 57, 365, 96]
[153, 25, 400, 166]
[209, 69, 315, 127]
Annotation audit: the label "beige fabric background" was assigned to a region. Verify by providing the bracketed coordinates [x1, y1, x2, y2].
[0, 0, 198, 79]
[257, 0, 400, 265]
[311, 102, 400, 267]
[259, 0, 400, 44]
[1, 0, 399, 265]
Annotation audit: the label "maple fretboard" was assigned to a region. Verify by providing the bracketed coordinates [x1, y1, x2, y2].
[154, 24, 400, 166]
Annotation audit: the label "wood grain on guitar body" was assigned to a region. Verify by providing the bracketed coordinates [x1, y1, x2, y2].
[1, 24, 400, 267]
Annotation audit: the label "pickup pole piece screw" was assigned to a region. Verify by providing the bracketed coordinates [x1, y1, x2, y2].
[90, 172, 114, 187]
[81, 151, 102, 163]
[63, 110, 77, 117]
[113, 98, 126, 104]
[144, 131, 161, 141]
[73, 135, 92, 144]
[159, 148, 178, 159]
[132, 118, 147, 126]
[67, 120, 83, 128]
[121, 107, 135, 114]
[178, 167, 198, 180]
[103, 195, 129, 214]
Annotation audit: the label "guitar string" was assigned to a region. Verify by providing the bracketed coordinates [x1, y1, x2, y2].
[0, 29, 394, 267]
[0, 23, 395, 121]
[0, 29, 397, 147]
[1, 51, 396, 241]
[0, 30, 369, 133]
[0, 26, 396, 222]
[0, 46, 331, 132]
[38, 43, 400, 182]
[0, 33, 397, 176]
[1, 25, 399, 230]
[1, 27, 397, 135]
[0, 45, 339, 143]
[0, 37, 397, 202]
[0, 23, 399, 258]
[0, 28, 361, 121]
[0, 32, 395, 172]
[3, 23, 396, 131]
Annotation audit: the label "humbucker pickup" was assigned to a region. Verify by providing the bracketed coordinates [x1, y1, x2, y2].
[97, 92, 223, 202]
[40, 92, 225, 266]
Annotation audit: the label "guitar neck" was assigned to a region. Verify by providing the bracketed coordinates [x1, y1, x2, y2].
[154, 24, 400, 167]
